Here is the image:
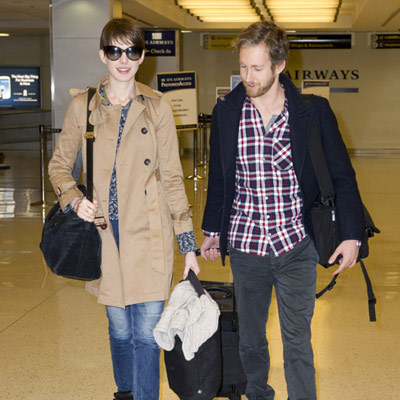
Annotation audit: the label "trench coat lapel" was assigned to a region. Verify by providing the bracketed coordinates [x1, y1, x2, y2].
[120, 100, 145, 142]
[121, 81, 160, 142]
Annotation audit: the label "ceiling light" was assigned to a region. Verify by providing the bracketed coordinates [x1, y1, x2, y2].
[177, 0, 261, 23]
[271, 10, 337, 16]
[177, 0, 251, 6]
[265, 0, 341, 23]
[266, 0, 338, 5]
[188, 6, 254, 12]
[0, 33, 10, 37]
[274, 15, 335, 23]
[190, 8, 256, 16]
[200, 15, 261, 22]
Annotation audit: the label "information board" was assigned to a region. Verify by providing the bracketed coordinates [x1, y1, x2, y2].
[0, 66, 41, 109]
[156, 71, 198, 129]
[288, 34, 352, 49]
[203, 34, 237, 50]
[371, 33, 400, 49]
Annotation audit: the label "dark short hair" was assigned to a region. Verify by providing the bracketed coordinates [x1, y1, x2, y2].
[100, 18, 145, 50]
[235, 21, 289, 69]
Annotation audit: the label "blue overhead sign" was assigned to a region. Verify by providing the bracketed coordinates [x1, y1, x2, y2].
[144, 30, 176, 56]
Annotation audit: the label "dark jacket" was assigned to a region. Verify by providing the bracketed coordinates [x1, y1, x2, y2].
[202, 73, 365, 264]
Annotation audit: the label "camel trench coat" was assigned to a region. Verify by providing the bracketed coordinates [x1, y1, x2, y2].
[48, 76, 193, 308]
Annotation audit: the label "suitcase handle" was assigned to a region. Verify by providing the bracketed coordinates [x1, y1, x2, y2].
[203, 286, 233, 299]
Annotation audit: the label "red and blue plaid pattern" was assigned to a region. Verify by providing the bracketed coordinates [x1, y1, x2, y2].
[227, 95, 306, 257]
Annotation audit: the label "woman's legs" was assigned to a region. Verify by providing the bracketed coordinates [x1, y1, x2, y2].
[106, 305, 133, 393]
[131, 301, 164, 400]
[106, 300, 164, 400]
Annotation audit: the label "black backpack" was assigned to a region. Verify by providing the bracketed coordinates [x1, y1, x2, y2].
[304, 94, 380, 322]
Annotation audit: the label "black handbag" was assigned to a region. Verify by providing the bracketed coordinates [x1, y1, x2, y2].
[306, 95, 380, 320]
[164, 270, 222, 400]
[40, 87, 102, 281]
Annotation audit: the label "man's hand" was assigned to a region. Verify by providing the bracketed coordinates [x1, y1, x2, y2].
[183, 251, 200, 279]
[329, 240, 360, 275]
[200, 236, 221, 261]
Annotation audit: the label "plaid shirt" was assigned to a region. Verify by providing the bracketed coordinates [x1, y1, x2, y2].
[226, 94, 306, 257]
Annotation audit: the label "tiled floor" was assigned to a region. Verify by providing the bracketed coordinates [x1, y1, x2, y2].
[0, 148, 399, 399]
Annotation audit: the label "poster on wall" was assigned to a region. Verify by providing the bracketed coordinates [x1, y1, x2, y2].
[156, 71, 197, 129]
[302, 80, 330, 100]
[0, 66, 41, 109]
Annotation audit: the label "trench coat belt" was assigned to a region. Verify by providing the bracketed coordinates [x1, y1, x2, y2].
[145, 168, 166, 273]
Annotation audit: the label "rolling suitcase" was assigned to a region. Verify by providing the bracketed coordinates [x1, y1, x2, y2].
[200, 280, 247, 400]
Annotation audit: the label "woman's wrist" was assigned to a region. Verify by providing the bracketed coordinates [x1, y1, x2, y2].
[70, 196, 83, 211]
[177, 231, 197, 254]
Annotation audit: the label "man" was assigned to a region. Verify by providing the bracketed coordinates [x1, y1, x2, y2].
[200, 21, 364, 400]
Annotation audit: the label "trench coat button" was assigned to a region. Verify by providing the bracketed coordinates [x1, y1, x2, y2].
[144, 158, 151, 165]
[141, 127, 148, 134]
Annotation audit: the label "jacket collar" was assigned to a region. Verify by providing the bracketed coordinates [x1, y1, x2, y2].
[219, 73, 315, 178]
[279, 73, 312, 119]
[89, 75, 160, 109]
[221, 81, 246, 110]
[279, 73, 314, 177]
[86, 76, 160, 127]
[221, 73, 312, 115]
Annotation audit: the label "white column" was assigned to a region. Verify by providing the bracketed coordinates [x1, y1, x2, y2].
[50, 0, 112, 130]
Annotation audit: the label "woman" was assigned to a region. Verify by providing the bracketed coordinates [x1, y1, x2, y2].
[48, 18, 200, 400]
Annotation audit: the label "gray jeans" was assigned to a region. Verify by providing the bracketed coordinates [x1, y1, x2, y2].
[229, 236, 319, 400]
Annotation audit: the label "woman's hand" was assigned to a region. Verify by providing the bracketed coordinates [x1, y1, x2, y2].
[71, 196, 99, 222]
[183, 251, 200, 279]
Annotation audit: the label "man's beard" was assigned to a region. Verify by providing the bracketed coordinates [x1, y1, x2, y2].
[243, 74, 275, 98]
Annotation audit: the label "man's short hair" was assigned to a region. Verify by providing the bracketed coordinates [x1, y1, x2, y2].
[235, 21, 289, 69]
[100, 18, 145, 50]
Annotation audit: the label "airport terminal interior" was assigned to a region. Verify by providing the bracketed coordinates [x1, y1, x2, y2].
[1, 0, 400, 399]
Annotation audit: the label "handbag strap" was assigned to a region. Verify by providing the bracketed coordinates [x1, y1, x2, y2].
[85, 87, 96, 202]
[186, 269, 205, 297]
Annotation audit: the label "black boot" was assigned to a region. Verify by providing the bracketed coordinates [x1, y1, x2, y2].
[113, 391, 133, 400]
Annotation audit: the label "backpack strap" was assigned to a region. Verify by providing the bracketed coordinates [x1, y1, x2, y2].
[306, 96, 336, 202]
[316, 275, 338, 299]
[360, 260, 377, 322]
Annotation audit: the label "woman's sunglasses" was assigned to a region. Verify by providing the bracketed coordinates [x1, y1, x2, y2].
[103, 45, 143, 61]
